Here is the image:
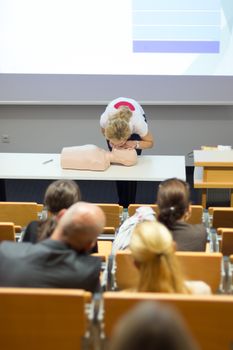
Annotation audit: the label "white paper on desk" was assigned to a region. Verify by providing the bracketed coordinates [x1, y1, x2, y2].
[217, 145, 232, 151]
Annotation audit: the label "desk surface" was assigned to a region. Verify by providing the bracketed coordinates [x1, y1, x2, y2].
[0, 153, 186, 181]
[194, 150, 233, 166]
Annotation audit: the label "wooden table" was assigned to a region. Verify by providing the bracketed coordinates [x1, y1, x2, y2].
[194, 150, 233, 207]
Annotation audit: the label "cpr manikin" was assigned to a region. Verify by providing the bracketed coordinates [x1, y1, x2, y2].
[60, 145, 137, 171]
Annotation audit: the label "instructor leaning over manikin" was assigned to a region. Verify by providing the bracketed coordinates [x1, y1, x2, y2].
[100, 97, 154, 207]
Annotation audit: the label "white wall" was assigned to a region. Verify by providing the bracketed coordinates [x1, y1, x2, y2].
[0, 104, 233, 165]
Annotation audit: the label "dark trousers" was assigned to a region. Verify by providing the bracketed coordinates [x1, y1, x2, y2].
[107, 134, 142, 208]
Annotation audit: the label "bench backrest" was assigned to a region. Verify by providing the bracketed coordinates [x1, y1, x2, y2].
[115, 250, 223, 293]
[0, 288, 91, 350]
[103, 292, 233, 350]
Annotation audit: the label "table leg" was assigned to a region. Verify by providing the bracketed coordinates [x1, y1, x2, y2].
[0, 179, 7, 201]
[201, 189, 207, 209]
[230, 190, 233, 207]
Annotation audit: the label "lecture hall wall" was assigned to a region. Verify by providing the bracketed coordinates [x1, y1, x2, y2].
[0, 104, 233, 166]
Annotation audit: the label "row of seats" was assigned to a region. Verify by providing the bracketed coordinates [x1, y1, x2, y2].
[0, 287, 233, 350]
[1, 201, 233, 230]
[0, 202, 233, 349]
[0, 202, 44, 228]
[110, 251, 225, 294]
[1, 201, 233, 255]
[1, 201, 233, 293]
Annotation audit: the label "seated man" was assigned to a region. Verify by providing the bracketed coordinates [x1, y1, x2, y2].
[0, 202, 106, 293]
[60, 144, 137, 171]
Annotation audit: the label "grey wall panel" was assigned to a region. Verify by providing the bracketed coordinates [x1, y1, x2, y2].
[1, 105, 233, 166]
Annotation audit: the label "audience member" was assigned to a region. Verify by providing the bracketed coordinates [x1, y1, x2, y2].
[0, 202, 106, 292]
[112, 178, 207, 254]
[157, 178, 207, 251]
[108, 301, 199, 350]
[112, 206, 156, 254]
[22, 179, 81, 243]
[129, 221, 211, 294]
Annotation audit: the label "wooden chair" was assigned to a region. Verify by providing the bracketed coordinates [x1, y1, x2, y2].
[127, 204, 159, 217]
[187, 205, 203, 224]
[176, 252, 223, 293]
[96, 241, 113, 262]
[216, 228, 233, 256]
[208, 206, 232, 216]
[209, 207, 233, 229]
[0, 288, 91, 350]
[127, 204, 203, 224]
[98, 227, 116, 246]
[114, 250, 223, 293]
[114, 250, 139, 290]
[103, 292, 233, 350]
[96, 204, 123, 229]
[0, 202, 43, 227]
[0, 222, 16, 242]
[102, 226, 115, 235]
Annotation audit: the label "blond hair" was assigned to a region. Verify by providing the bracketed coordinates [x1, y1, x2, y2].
[130, 221, 189, 293]
[105, 106, 132, 141]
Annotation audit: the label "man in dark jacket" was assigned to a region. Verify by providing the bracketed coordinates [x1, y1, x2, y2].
[0, 201, 105, 293]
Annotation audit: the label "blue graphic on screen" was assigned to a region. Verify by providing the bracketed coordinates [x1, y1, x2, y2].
[133, 0, 221, 53]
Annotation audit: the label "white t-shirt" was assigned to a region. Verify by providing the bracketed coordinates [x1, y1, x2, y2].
[100, 97, 148, 137]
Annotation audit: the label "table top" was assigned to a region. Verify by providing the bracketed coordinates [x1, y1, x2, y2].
[194, 150, 233, 166]
[0, 153, 186, 181]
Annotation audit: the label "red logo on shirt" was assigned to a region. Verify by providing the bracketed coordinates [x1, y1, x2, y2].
[114, 101, 135, 111]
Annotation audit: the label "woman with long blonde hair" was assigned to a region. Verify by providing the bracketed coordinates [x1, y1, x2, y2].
[129, 220, 211, 294]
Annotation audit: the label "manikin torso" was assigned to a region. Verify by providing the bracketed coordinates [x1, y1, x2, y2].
[60, 145, 137, 171]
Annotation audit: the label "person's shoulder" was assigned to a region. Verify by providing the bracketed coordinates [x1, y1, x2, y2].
[107, 97, 142, 113]
[187, 223, 207, 237]
[73, 252, 102, 268]
[68, 253, 102, 282]
[0, 240, 16, 251]
[0, 240, 35, 258]
[22, 220, 39, 242]
[177, 221, 206, 234]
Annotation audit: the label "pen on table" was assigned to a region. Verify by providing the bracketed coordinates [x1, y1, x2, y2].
[42, 159, 53, 165]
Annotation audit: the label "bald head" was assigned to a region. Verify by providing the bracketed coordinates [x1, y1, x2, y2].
[51, 202, 106, 252]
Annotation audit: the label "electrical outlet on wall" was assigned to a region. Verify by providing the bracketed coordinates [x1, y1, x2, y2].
[1, 135, 10, 143]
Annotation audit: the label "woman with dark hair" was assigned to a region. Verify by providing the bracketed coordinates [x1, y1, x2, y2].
[22, 180, 81, 243]
[157, 178, 207, 251]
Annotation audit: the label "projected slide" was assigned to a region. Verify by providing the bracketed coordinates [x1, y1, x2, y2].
[132, 0, 220, 53]
[0, 0, 232, 75]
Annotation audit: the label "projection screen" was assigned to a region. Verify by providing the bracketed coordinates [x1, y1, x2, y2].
[0, 0, 233, 104]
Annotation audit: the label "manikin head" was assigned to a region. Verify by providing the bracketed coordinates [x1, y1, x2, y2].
[108, 148, 137, 166]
